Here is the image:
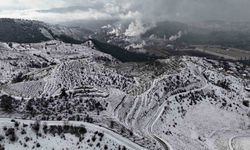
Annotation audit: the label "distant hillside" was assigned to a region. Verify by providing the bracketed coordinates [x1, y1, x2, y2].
[90, 39, 162, 62]
[182, 30, 250, 50]
[143, 21, 188, 39]
[0, 18, 92, 43]
[0, 18, 51, 43]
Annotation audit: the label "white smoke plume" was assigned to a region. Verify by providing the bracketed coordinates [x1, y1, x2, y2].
[124, 20, 147, 37]
[169, 31, 182, 41]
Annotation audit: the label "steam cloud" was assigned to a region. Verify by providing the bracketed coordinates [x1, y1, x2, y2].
[169, 31, 183, 41]
[124, 20, 149, 37]
[108, 0, 250, 37]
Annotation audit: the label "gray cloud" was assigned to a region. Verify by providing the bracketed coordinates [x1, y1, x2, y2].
[111, 0, 250, 22]
[1, 0, 250, 23]
[37, 5, 104, 14]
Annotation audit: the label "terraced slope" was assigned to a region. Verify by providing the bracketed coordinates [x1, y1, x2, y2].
[0, 41, 250, 150]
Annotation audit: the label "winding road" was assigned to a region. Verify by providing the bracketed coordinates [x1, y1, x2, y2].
[145, 62, 209, 150]
[0, 118, 147, 150]
[229, 135, 250, 150]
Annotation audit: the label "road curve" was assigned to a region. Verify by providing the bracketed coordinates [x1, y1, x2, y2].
[0, 118, 147, 150]
[146, 65, 208, 150]
[229, 135, 250, 150]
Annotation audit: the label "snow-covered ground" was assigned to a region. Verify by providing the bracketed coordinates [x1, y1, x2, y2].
[0, 118, 145, 150]
[230, 136, 250, 150]
[1, 41, 250, 150]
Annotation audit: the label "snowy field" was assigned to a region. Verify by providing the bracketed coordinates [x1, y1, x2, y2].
[1, 40, 250, 150]
[0, 118, 146, 150]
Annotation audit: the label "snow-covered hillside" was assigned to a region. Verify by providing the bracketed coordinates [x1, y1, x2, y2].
[0, 18, 92, 43]
[0, 119, 140, 150]
[0, 40, 250, 150]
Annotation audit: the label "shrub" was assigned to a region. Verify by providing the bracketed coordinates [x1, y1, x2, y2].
[129, 131, 133, 136]
[0, 135, 4, 141]
[0, 95, 13, 112]
[23, 123, 28, 128]
[110, 121, 115, 128]
[56, 126, 63, 135]
[78, 126, 87, 135]
[26, 99, 34, 112]
[0, 144, 4, 150]
[8, 42, 13, 48]
[11, 72, 27, 83]
[24, 136, 30, 142]
[217, 80, 230, 90]
[243, 100, 250, 107]
[31, 121, 40, 133]
[5, 128, 17, 142]
[60, 88, 68, 99]
[14, 121, 20, 128]
[42, 123, 48, 134]
[3, 126, 7, 131]
[21, 129, 26, 135]
[36, 143, 40, 148]
[91, 136, 96, 142]
[96, 143, 100, 147]
[97, 132, 104, 138]
[63, 124, 70, 131]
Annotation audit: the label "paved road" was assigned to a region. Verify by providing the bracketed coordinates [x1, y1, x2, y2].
[229, 135, 250, 150]
[0, 118, 147, 150]
[146, 62, 209, 150]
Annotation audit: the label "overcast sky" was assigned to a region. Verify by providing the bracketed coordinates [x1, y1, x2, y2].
[0, 0, 250, 23]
